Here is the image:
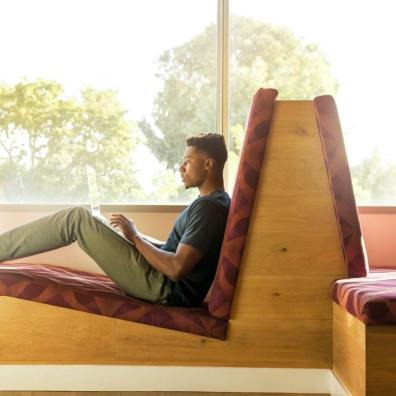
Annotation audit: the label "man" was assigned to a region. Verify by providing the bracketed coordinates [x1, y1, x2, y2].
[0, 133, 231, 307]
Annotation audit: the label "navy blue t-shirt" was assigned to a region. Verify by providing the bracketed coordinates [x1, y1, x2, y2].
[161, 191, 231, 307]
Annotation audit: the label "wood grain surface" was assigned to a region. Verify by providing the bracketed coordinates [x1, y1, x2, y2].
[332, 302, 365, 396]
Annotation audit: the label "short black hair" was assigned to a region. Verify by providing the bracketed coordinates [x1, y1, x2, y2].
[186, 133, 228, 169]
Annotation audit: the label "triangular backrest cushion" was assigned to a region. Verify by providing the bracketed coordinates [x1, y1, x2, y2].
[314, 95, 369, 277]
[208, 88, 278, 320]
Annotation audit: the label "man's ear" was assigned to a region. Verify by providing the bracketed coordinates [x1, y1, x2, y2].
[206, 158, 215, 170]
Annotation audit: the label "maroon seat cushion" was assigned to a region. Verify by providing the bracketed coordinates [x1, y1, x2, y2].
[314, 95, 369, 278]
[332, 267, 396, 324]
[0, 262, 227, 339]
[208, 88, 278, 320]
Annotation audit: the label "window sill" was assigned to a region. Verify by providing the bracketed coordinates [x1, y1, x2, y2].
[358, 206, 396, 214]
[0, 203, 187, 213]
[1, 203, 396, 214]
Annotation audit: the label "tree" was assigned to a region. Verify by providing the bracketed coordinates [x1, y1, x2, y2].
[0, 17, 341, 204]
[351, 147, 396, 204]
[0, 79, 142, 203]
[140, 15, 339, 171]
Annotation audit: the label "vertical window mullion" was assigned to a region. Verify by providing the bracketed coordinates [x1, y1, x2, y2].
[217, 0, 230, 188]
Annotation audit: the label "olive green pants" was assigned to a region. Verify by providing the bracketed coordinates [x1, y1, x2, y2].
[0, 206, 171, 304]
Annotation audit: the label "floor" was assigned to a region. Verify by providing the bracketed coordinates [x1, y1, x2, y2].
[0, 392, 331, 396]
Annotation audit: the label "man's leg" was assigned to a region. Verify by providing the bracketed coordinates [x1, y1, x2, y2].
[0, 206, 170, 303]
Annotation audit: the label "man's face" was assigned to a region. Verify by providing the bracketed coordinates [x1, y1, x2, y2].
[179, 146, 210, 189]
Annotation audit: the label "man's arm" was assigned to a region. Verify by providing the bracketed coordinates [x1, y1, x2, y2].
[139, 233, 165, 248]
[109, 214, 203, 281]
[132, 235, 204, 281]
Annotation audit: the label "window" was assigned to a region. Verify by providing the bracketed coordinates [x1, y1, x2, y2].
[0, 0, 216, 203]
[229, 0, 396, 204]
[1, 0, 395, 205]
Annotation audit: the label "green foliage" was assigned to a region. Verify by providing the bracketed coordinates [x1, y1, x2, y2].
[0, 79, 142, 203]
[351, 147, 396, 204]
[150, 168, 197, 203]
[140, 15, 339, 169]
[0, 17, 345, 203]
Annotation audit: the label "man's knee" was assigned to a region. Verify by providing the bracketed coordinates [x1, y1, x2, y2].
[67, 205, 91, 221]
[63, 206, 94, 240]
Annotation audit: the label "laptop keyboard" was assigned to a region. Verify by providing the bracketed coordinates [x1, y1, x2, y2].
[93, 214, 128, 238]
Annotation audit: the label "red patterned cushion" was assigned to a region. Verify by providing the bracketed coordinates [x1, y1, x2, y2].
[208, 88, 278, 320]
[332, 268, 396, 324]
[314, 95, 369, 278]
[0, 262, 227, 339]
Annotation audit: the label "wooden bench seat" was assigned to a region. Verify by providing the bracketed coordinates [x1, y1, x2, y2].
[315, 95, 396, 395]
[0, 262, 228, 339]
[0, 88, 278, 340]
[332, 267, 396, 325]
[0, 92, 347, 372]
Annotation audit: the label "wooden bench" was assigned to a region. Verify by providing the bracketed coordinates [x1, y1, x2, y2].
[0, 92, 347, 372]
[315, 95, 396, 395]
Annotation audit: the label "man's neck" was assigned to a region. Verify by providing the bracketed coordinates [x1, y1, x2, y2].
[198, 182, 225, 197]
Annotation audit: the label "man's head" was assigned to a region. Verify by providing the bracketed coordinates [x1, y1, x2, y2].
[180, 133, 228, 190]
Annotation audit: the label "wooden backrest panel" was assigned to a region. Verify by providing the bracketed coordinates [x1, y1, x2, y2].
[117, 100, 347, 367]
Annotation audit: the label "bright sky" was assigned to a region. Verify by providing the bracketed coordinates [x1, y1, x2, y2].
[1, 0, 395, 172]
[0, 0, 215, 120]
[0, 0, 216, 191]
[232, 0, 396, 165]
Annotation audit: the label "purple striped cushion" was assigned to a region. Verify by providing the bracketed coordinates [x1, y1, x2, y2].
[332, 268, 396, 324]
[0, 262, 227, 339]
[208, 88, 278, 320]
[314, 96, 369, 278]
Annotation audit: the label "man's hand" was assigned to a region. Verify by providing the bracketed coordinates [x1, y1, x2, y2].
[109, 214, 204, 281]
[109, 214, 138, 243]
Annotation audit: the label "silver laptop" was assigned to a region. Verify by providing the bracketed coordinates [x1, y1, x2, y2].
[86, 165, 134, 246]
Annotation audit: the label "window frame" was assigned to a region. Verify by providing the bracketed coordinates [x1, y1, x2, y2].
[0, 0, 230, 209]
[0, 0, 391, 210]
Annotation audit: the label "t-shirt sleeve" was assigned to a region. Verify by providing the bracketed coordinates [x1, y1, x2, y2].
[179, 199, 223, 253]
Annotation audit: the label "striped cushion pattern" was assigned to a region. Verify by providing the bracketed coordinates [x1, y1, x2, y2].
[332, 268, 396, 324]
[208, 88, 278, 320]
[314, 95, 369, 278]
[0, 262, 227, 339]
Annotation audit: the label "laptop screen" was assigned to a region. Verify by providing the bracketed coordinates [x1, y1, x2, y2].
[86, 165, 101, 217]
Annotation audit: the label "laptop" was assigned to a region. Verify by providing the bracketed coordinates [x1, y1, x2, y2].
[86, 165, 134, 246]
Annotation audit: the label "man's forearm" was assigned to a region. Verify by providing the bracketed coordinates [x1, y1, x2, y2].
[140, 233, 165, 248]
[131, 234, 179, 280]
